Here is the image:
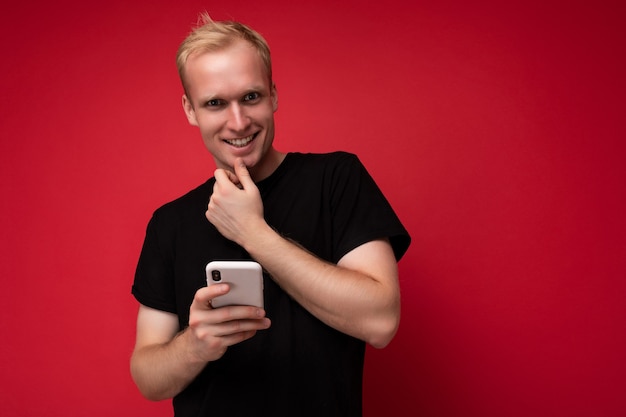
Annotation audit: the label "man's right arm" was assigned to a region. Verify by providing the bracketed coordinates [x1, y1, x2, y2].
[130, 284, 271, 401]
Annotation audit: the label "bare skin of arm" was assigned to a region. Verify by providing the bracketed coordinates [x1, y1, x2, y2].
[130, 283, 271, 400]
[207, 158, 401, 349]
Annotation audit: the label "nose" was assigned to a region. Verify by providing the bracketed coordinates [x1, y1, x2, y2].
[226, 103, 251, 132]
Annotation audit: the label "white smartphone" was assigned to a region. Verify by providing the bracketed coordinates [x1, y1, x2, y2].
[205, 261, 264, 308]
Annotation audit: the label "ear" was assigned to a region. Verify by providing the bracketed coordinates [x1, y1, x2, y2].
[270, 82, 278, 112]
[182, 94, 199, 126]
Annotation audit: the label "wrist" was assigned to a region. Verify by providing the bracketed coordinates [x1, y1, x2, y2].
[243, 221, 280, 258]
[176, 327, 211, 365]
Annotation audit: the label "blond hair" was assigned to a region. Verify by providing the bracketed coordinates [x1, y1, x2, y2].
[176, 13, 273, 93]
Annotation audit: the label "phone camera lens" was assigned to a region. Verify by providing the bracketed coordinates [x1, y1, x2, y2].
[211, 270, 221, 282]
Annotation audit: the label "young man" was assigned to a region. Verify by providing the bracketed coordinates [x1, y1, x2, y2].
[131, 14, 410, 417]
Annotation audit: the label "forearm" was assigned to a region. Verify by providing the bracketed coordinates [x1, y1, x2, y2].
[130, 329, 206, 401]
[244, 224, 400, 348]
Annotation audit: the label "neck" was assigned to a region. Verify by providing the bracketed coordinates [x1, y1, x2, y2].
[248, 148, 286, 182]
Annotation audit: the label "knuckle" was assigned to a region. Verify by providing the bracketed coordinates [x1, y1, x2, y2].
[188, 316, 200, 328]
[206, 336, 223, 351]
[215, 307, 233, 321]
[230, 320, 242, 332]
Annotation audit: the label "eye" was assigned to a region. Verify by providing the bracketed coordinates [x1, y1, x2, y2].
[205, 99, 224, 108]
[243, 92, 260, 102]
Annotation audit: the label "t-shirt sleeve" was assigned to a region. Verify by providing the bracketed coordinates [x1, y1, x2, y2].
[131, 210, 178, 314]
[330, 153, 411, 263]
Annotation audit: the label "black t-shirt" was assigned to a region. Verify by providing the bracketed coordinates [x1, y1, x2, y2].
[133, 152, 411, 417]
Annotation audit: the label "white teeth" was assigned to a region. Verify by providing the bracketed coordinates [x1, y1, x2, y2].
[225, 135, 254, 147]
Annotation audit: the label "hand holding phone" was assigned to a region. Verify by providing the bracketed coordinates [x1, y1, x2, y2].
[205, 261, 264, 308]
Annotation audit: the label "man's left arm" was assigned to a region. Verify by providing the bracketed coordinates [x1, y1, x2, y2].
[207, 159, 400, 348]
[249, 233, 400, 348]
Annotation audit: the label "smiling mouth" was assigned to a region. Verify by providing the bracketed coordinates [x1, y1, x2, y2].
[224, 133, 256, 148]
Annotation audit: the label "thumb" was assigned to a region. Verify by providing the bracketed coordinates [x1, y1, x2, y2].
[233, 158, 254, 189]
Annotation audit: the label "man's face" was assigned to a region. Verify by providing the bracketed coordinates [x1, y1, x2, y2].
[182, 40, 278, 177]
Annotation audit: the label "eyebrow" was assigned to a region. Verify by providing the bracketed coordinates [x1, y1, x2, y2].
[198, 86, 267, 102]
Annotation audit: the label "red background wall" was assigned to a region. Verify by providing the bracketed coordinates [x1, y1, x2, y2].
[1, 1, 624, 416]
